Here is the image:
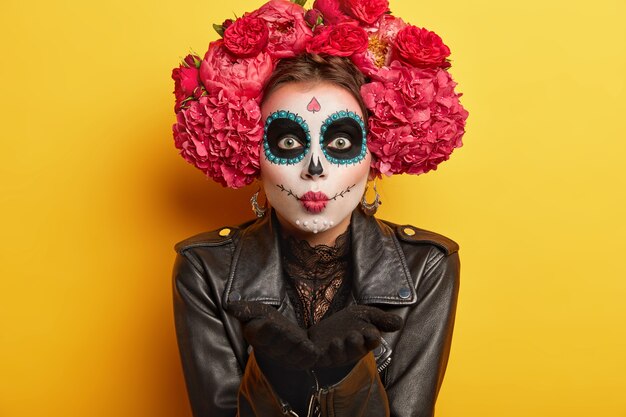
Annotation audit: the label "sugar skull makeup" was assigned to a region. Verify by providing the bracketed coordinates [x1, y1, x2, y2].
[260, 82, 371, 236]
[263, 110, 367, 166]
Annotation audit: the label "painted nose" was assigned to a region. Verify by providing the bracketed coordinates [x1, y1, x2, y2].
[301, 153, 326, 180]
[308, 155, 323, 176]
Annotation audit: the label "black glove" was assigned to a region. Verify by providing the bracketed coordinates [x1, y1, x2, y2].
[227, 300, 320, 370]
[308, 305, 403, 368]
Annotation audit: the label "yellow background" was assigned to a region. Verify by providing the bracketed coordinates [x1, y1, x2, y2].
[1, 0, 625, 415]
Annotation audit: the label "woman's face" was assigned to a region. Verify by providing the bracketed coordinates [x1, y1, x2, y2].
[260, 82, 371, 235]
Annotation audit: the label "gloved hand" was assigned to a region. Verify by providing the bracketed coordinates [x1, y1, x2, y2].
[227, 300, 321, 370]
[308, 305, 403, 368]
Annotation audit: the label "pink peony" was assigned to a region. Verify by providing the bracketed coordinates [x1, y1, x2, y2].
[172, 89, 263, 188]
[312, 0, 352, 24]
[343, 0, 389, 25]
[306, 22, 368, 56]
[351, 14, 406, 78]
[223, 15, 270, 58]
[199, 40, 274, 99]
[249, 0, 313, 58]
[393, 25, 451, 69]
[361, 62, 468, 176]
[172, 54, 202, 112]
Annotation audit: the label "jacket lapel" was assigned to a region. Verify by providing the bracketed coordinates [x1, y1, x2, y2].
[223, 208, 417, 310]
[350, 209, 417, 305]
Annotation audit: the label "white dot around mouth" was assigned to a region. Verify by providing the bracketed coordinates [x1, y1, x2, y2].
[294, 217, 334, 234]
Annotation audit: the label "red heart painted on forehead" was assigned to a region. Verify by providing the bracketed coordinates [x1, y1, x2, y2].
[307, 97, 321, 113]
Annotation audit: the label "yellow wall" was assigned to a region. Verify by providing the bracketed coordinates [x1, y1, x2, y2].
[1, 0, 625, 416]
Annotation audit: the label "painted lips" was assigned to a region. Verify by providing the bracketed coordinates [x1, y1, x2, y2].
[300, 191, 329, 213]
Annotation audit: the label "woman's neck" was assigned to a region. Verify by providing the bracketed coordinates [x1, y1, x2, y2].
[274, 211, 351, 247]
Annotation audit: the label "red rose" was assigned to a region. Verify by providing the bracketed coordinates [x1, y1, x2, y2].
[249, 0, 313, 58]
[172, 54, 201, 112]
[393, 25, 451, 69]
[306, 22, 368, 56]
[223, 15, 269, 58]
[312, 0, 352, 24]
[304, 8, 323, 27]
[343, 0, 388, 25]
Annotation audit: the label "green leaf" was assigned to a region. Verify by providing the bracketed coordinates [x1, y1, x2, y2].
[213, 23, 225, 38]
[290, 0, 307, 6]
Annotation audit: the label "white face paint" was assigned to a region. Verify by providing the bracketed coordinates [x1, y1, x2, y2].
[260, 82, 371, 237]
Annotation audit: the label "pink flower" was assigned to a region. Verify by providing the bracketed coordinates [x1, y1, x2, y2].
[223, 15, 270, 58]
[249, 0, 313, 58]
[172, 54, 202, 112]
[312, 0, 352, 24]
[393, 25, 451, 69]
[199, 40, 274, 99]
[343, 0, 389, 25]
[351, 14, 406, 77]
[361, 63, 468, 176]
[306, 22, 368, 56]
[172, 89, 263, 188]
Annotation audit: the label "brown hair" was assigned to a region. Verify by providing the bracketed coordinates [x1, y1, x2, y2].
[263, 54, 369, 123]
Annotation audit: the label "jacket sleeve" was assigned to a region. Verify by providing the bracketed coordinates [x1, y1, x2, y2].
[172, 251, 242, 417]
[385, 249, 460, 417]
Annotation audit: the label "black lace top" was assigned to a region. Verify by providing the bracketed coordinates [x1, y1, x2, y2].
[280, 229, 352, 328]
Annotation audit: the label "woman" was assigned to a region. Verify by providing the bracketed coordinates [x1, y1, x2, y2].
[171, 2, 468, 416]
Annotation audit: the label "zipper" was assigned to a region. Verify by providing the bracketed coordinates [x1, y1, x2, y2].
[279, 400, 300, 417]
[305, 369, 322, 417]
[377, 355, 392, 373]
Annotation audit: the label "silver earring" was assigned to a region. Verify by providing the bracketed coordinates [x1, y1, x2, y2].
[360, 182, 381, 216]
[250, 189, 267, 218]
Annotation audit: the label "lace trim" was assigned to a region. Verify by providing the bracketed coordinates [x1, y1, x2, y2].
[281, 229, 351, 328]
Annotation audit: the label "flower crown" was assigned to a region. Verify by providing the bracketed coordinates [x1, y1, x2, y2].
[172, 0, 468, 189]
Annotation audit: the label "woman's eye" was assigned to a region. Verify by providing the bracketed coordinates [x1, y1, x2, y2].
[277, 136, 303, 150]
[326, 136, 352, 150]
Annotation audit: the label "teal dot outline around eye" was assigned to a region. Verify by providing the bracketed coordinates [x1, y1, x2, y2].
[263, 110, 311, 165]
[320, 109, 368, 166]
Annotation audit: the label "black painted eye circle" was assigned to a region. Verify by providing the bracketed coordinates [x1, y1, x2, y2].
[263, 112, 311, 164]
[327, 136, 352, 151]
[278, 136, 303, 150]
[321, 114, 366, 163]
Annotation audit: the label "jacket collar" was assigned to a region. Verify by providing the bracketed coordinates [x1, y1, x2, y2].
[223, 208, 416, 308]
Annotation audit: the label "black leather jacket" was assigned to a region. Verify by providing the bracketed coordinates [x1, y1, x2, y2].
[173, 208, 460, 417]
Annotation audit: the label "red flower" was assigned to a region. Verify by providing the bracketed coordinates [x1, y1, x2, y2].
[312, 0, 352, 24]
[304, 8, 323, 27]
[172, 54, 201, 112]
[199, 40, 274, 99]
[351, 14, 406, 77]
[306, 22, 368, 56]
[343, 0, 388, 25]
[172, 89, 263, 188]
[361, 62, 467, 176]
[249, 0, 313, 58]
[223, 15, 269, 58]
[393, 25, 451, 69]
